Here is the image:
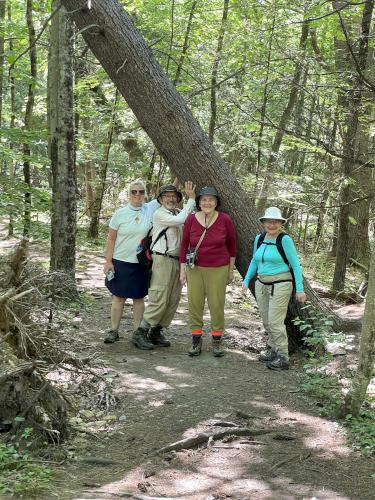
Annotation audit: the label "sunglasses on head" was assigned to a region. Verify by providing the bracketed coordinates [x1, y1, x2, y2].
[130, 189, 145, 195]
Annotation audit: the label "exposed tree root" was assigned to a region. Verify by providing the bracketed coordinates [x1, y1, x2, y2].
[156, 427, 272, 454]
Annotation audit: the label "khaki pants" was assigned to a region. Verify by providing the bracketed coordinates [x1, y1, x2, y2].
[186, 265, 229, 334]
[144, 254, 182, 328]
[255, 279, 293, 359]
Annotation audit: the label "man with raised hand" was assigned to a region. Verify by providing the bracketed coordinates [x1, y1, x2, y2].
[131, 181, 196, 350]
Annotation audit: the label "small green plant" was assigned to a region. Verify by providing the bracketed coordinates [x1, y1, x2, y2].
[0, 428, 52, 497]
[345, 408, 375, 456]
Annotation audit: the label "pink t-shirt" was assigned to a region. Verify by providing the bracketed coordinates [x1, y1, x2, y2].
[180, 212, 237, 267]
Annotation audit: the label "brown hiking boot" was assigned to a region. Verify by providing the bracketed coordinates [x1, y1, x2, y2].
[131, 327, 154, 350]
[212, 336, 224, 357]
[103, 329, 119, 344]
[188, 335, 202, 356]
[149, 326, 170, 347]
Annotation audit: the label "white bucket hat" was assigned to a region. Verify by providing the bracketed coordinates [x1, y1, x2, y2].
[259, 206, 286, 222]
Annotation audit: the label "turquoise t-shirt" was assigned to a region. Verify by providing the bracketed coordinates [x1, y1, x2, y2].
[109, 199, 159, 263]
[243, 233, 304, 292]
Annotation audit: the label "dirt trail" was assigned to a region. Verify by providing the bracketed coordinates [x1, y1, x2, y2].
[0, 235, 372, 500]
[41, 249, 374, 500]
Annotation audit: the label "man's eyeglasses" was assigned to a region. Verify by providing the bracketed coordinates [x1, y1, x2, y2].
[130, 189, 145, 195]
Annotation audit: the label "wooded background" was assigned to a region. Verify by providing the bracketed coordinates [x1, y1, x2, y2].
[0, 0, 374, 288]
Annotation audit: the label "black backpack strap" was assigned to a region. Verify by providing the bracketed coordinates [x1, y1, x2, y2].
[276, 233, 296, 292]
[150, 226, 169, 251]
[256, 232, 266, 250]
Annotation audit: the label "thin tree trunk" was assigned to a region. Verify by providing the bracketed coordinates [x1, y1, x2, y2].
[0, 0, 5, 126]
[88, 90, 118, 238]
[332, 0, 374, 290]
[22, 0, 37, 237]
[48, 0, 76, 282]
[338, 241, 375, 417]
[7, 0, 15, 237]
[255, 6, 276, 182]
[257, 13, 309, 213]
[208, 0, 229, 142]
[173, 0, 197, 86]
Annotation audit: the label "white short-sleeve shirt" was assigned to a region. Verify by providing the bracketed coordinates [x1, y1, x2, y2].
[109, 199, 159, 263]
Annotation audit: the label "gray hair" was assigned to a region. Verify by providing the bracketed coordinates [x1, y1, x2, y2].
[128, 178, 147, 194]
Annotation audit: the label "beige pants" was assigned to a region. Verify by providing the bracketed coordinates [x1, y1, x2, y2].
[255, 278, 293, 359]
[186, 265, 229, 333]
[144, 254, 182, 328]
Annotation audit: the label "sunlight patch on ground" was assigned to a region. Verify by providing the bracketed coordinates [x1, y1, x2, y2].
[154, 365, 190, 379]
[117, 373, 172, 394]
[276, 407, 353, 458]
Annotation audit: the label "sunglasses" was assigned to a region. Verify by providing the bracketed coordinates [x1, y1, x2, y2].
[130, 189, 145, 195]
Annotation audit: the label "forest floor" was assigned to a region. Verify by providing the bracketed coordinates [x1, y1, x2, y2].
[1, 235, 374, 499]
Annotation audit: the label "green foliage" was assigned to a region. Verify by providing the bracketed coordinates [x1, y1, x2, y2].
[294, 311, 374, 456]
[345, 408, 375, 456]
[0, 428, 52, 497]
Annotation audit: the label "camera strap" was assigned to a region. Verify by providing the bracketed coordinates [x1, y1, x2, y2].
[194, 212, 215, 253]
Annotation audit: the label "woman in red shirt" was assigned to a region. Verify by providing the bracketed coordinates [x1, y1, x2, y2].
[180, 186, 237, 357]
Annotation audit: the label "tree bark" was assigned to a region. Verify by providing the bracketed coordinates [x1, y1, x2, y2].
[61, 0, 353, 337]
[48, 0, 76, 282]
[22, 0, 37, 237]
[7, 0, 15, 237]
[0, 0, 5, 126]
[332, 0, 374, 290]
[338, 241, 375, 417]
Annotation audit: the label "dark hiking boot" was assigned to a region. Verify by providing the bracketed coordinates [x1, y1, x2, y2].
[131, 327, 154, 350]
[258, 348, 277, 363]
[212, 336, 224, 357]
[188, 335, 202, 356]
[103, 329, 119, 344]
[266, 354, 289, 371]
[148, 326, 170, 347]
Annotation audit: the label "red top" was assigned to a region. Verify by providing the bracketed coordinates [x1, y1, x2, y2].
[180, 212, 237, 267]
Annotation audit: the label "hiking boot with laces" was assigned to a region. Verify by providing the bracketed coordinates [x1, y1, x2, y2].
[212, 336, 224, 357]
[188, 335, 202, 356]
[103, 329, 119, 344]
[266, 354, 289, 371]
[148, 326, 170, 347]
[258, 348, 277, 363]
[131, 327, 154, 350]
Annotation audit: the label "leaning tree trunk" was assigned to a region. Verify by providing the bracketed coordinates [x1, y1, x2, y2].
[62, 0, 353, 338]
[48, 0, 76, 283]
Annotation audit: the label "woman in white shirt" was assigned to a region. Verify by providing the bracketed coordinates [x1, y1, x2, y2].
[103, 179, 159, 343]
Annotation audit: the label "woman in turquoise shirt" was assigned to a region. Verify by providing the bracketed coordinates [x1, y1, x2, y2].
[242, 207, 306, 370]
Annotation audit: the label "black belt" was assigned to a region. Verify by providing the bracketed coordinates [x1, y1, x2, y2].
[152, 251, 179, 260]
[257, 278, 293, 296]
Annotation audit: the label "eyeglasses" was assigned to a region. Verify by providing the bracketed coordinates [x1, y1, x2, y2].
[130, 189, 145, 195]
[162, 193, 177, 199]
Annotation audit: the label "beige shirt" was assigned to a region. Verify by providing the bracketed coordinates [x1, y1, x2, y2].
[151, 199, 195, 257]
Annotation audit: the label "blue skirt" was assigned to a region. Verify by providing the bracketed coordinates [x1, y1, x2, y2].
[105, 259, 148, 299]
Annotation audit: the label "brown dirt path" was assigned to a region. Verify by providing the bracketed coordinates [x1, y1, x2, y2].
[43, 249, 374, 500]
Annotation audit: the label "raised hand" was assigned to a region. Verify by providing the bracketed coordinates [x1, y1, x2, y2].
[184, 180, 196, 199]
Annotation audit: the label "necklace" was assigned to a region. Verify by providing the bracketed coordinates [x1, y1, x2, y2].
[128, 203, 142, 223]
